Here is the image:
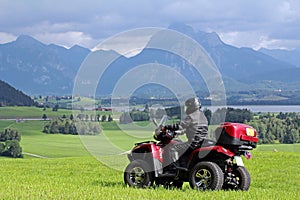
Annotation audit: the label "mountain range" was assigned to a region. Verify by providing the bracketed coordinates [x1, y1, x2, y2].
[0, 23, 299, 96]
[0, 35, 90, 95]
[259, 48, 300, 68]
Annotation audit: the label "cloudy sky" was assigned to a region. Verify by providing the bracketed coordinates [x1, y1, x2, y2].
[1, 0, 300, 50]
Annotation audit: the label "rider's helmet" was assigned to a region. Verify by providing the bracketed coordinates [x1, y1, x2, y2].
[185, 97, 201, 114]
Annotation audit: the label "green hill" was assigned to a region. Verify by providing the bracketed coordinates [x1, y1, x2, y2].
[0, 80, 34, 106]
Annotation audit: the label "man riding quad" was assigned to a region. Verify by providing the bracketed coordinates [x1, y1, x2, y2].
[154, 97, 209, 168]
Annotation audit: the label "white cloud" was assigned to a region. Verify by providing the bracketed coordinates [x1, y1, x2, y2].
[0, 32, 16, 44]
[93, 29, 157, 57]
[219, 31, 300, 50]
[34, 31, 97, 49]
[1, 0, 300, 50]
[219, 31, 267, 49]
[257, 37, 300, 50]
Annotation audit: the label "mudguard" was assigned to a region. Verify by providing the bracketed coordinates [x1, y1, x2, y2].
[129, 142, 164, 176]
[189, 145, 235, 161]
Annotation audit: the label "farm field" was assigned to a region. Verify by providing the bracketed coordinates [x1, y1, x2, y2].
[0, 108, 299, 199]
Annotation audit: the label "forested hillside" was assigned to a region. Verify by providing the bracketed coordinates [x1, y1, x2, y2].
[0, 80, 34, 106]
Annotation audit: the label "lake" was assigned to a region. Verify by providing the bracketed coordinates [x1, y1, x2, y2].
[205, 105, 300, 113]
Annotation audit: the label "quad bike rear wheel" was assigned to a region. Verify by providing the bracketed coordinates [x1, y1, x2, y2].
[189, 161, 224, 190]
[223, 166, 250, 191]
[124, 159, 154, 188]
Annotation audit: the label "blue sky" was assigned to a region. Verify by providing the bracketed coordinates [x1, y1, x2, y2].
[1, 0, 300, 50]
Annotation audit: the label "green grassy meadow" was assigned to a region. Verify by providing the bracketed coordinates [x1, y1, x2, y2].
[0, 107, 299, 199]
[0, 148, 299, 199]
[0, 106, 72, 119]
[0, 106, 112, 119]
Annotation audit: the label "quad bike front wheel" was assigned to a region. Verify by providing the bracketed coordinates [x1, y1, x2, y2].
[223, 166, 251, 191]
[189, 161, 224, 190]
[124, 159, 154, 188]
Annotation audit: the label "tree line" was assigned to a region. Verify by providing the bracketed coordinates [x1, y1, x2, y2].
[43, 118, 101, 135]
[42, 113, 113, 122]
[119, 110, 150, 124]
[247, 112, 300, 144]
[211, 108, 300, 144]
[118, 105, 300, 144]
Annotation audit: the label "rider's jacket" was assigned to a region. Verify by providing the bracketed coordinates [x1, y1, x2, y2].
[180, 109, 208, 148]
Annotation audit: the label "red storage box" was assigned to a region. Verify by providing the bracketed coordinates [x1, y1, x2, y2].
[215, 122, 258, 149]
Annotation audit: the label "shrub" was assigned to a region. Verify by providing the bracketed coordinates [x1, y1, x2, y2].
[0, 128, 23, 158]
[3, 140, 23, 158]
[0, 142, 5, 154]
[0, 128, 21, 142]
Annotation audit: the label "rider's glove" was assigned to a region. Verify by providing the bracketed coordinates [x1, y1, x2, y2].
[174, 130, 184, 135]
[190, 143, 197, 149]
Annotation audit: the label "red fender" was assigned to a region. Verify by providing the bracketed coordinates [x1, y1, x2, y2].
[189, 145, 235, 160]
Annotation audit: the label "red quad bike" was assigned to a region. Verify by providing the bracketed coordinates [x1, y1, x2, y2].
[124, 117, 258, 190]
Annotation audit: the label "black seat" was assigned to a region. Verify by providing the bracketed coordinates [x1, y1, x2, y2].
[201, 139, 216, 147]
